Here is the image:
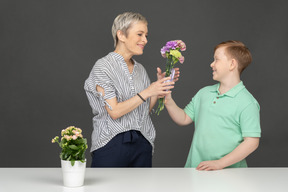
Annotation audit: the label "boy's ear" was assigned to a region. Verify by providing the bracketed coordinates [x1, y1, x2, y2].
[117, 30, 126, 43]
[230, 59, 238, 71]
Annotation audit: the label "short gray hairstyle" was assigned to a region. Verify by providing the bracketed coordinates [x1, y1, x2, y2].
[112, 12, 147, 47]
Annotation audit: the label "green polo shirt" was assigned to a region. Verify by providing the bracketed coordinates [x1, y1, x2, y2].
[184, 81, 261, 168]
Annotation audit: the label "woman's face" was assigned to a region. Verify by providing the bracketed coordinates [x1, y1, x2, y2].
[122, 21, 148, 56]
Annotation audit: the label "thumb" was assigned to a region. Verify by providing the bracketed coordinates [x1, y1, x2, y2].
[157, 67, 162, 74]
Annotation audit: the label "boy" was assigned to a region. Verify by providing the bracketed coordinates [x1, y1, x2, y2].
[165, 40, 261, 170]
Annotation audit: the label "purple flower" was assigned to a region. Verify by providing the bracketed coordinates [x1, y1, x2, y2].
[160, 46, 170, 54]
[165, 41, 178, 50]
[157, 39, 186, 115]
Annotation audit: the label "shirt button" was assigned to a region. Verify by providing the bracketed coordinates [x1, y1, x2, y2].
[213, 101, 216, 104]
[131, 86, 134, 89]
[217, 97, 219, 99]
[129, 77, 132, 80]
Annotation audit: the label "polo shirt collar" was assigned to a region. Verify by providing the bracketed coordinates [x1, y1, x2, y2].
[211, 81, 245, 97]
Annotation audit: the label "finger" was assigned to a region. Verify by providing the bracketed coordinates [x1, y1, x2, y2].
[199, 165, 209, 171]
[205, 166, 214, 171]
[160, 76, 172, 83]
[196, 163, 204, 170]
[173, 78, 179, 82]
[162, 84, 175, 90]
[164, 81, 175, 86]
[161, 86, 174, 92]
[175, 72, 180, 77]
[196, 162, 208, 170]
[157, 67, 162, 74]
[204, 168, 210, 171]
[161, 90, 172, 95]
[173, 67, 180, 71]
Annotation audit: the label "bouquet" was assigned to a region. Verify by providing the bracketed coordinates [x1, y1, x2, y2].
[155, 40, 186, 115]
[52, 126, 88, 166]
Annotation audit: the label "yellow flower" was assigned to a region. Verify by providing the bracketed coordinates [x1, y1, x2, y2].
[169, 50, 181, 58]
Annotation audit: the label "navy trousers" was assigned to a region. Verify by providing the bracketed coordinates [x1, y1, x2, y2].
[91, 130, 152, 167]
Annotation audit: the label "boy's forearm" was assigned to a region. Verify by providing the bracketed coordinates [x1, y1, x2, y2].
[219, 137, 260, 168]
[165, 96, 192, 126]
[149, 96, 158, 112]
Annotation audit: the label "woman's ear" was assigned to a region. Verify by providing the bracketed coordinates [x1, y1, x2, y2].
[117, 30, 126, 43]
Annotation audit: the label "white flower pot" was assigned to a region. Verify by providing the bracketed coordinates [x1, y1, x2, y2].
[61, 159, 86, 187]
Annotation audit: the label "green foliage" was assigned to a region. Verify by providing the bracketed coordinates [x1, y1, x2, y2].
[52, 126, 88, 166]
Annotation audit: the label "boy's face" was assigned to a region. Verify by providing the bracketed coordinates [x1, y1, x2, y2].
[210, 47, 232, 82]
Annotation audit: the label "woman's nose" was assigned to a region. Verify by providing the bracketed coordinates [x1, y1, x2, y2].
[143, 36, 148, 43]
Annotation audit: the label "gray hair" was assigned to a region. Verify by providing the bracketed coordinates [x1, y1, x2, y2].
[112, 12, 147, 47]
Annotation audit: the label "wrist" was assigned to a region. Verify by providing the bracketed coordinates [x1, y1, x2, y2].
[139, 90, 150, 101]
[136, 93, 146, 102]
[217, 159, 227, 169]
[164, 96, 173, 106]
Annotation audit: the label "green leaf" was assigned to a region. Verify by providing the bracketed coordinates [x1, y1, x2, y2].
[71, 160, 75, 166]
[69, 145, 78, 150]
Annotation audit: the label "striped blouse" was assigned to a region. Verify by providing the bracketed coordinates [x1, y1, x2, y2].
[84, 52, 155, 153]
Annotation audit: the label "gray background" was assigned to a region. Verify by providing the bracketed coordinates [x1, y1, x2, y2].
[1, 0, 287, 167]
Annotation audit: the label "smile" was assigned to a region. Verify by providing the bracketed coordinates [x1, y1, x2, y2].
[138, 44, 145, 49]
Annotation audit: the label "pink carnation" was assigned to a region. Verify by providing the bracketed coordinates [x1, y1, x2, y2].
[179, 56, 185, 63]
[176, 40, 186, 51]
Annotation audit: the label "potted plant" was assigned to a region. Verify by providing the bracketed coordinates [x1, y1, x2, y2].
[52, 126, 88, 187]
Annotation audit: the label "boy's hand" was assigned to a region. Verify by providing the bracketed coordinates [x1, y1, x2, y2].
[196, 160, 224, 171]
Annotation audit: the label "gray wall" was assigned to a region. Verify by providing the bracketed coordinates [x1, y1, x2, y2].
[1, 0, 287, 167]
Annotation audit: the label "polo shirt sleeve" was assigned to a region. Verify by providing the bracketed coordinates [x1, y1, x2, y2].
[240, 102, 261, 137]
[184, 96, 196, 122]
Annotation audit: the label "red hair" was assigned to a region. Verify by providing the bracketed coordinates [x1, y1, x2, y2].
[215, 40, 252, 74]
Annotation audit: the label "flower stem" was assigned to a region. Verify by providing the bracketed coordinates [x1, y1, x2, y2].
[156, 55, 175, 115]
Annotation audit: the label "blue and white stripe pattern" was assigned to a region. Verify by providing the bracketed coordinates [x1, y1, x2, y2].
[84, 52, 155, 153]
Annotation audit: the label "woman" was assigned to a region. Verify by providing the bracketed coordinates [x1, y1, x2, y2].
[84, 12, 177, 167]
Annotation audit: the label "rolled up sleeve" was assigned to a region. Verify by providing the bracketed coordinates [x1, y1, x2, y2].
[85, 62, 116, 110]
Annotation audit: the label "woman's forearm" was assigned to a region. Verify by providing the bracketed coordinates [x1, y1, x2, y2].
[102, 77, 174, 119]
[105, 92, 149, 120]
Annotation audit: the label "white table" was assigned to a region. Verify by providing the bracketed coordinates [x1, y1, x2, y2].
[0, 168, 287, 192]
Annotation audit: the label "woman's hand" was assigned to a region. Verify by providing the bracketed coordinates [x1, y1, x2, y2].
[157, 67, 180, 83]
[145, 77, 175, 98]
